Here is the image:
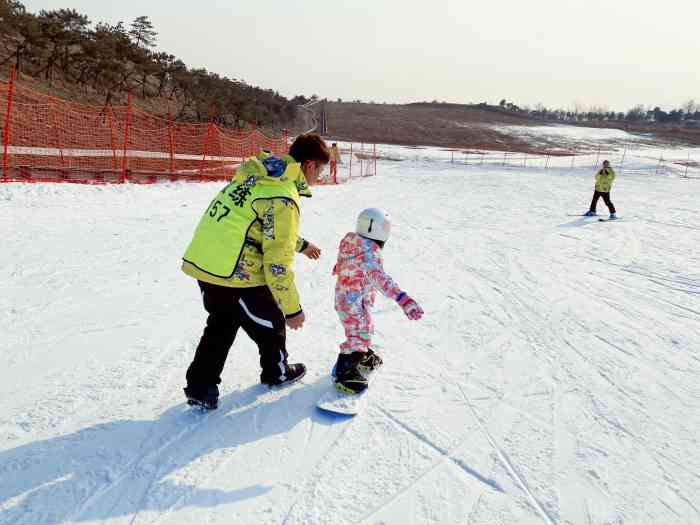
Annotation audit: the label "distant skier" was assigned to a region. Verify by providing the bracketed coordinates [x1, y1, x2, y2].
[331, 208, 424, 394]
[329, 143, 341, 181]
[584, 160, 617, 219]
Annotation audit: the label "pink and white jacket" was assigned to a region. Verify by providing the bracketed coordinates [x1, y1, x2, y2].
[332, 232, 403, 314]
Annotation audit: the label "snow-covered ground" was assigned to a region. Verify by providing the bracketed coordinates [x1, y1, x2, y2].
[498, 124, 652, 150]
[352, 124, 699, 171]
[1, 151, 699, 525]
[496, 123, 699, 154]
[502, 124, 638, 142]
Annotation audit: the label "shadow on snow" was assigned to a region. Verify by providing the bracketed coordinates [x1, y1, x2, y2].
[0, 377, 338, 523]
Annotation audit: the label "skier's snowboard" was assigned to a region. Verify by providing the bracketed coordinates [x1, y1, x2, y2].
[316, 369, 380, 416]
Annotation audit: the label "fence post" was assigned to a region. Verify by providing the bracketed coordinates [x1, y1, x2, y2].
[594, 146, 600, 168]
[360, 142, 364, 177]
[685, 153, 690, 178]
[619, 145, 627, 173]
[655, 152, 664, 175]
[349, 143, 353, 178]
[121, 92, 132, 183]
[107, 105, 118, 170]
[168, 112, 175, 174]
[451, 150, 453, 164]
[545, 154, 550, 169]
[373, 143, 377, 176]
[2, 65, 17, 181]
[502, 151, 507, 166]
[523, 153, 527, 167]
[250, 128, 260, 156]
[200, 121, 214, 176]
[283, 128, 289, 152]
[49, 97, 66, 171]
[570, 154, 575, 169]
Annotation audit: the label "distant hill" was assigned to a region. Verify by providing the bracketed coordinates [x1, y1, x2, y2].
[321, 101, 700, 152]
[322, 101, 538, 152]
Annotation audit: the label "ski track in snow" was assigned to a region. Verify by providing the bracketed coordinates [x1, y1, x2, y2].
[1, 147, 699, 524]
[456, 384, 556, 525]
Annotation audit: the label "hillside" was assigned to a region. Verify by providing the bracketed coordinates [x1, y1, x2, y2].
[0, 70, 310, 136]
[322, 101, 700, 152]
[0, 2, 306, 133]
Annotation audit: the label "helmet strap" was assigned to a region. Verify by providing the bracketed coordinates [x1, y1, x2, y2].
[357, 235, 385, 249]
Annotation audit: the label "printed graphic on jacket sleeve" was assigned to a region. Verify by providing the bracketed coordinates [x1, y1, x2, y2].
[270, 264, 287, 277]
[295, 178, 309, 193]
[233, 266, 251, 281]
[263, 205, 275, 240]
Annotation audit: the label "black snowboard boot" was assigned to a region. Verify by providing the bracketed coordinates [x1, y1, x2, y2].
[357, 348, 383, 377]
[261, 363, 307, 388]
[184, 384, 219, 410]
[334, 352, 369, 394]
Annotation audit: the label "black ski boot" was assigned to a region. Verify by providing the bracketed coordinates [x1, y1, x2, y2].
[261, 363, 307, 388]
[184, 384, 219, 410]
[334, 352, 369, 394]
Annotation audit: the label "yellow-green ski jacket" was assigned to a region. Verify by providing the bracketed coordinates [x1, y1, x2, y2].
[595, 167, 617, 192]
[182, 152, 312, 317]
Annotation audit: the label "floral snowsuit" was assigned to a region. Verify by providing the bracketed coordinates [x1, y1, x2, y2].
[332, 232, 403, 354]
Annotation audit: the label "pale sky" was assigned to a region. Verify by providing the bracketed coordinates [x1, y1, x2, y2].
[24, 0, 700, 111]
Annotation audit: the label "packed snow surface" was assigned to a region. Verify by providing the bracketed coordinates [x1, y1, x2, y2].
[1, 150, 699, 524]
[500, 124, 640, 142]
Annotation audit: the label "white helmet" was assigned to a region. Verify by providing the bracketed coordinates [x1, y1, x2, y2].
[356, 208, 391, 242]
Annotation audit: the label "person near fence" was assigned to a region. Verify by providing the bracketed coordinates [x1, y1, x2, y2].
[331, 208, 424, 394]
[180, 133, 330, 409]
[584, 160, 617, 219]
[329, 143, 341, 180]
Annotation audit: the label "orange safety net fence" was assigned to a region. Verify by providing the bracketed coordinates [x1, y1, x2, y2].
[1, 69, 291, 184]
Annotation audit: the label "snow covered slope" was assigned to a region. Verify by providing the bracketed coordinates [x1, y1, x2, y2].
[1, 153, 699, 524]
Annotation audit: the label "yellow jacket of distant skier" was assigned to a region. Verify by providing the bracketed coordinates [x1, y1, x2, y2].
[595, 167, 616, 192]
[181, 152, 312, 317]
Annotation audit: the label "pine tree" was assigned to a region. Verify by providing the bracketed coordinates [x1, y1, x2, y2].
[129, 15, 157, 49]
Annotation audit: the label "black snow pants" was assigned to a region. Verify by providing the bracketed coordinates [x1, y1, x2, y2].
[186, 281, 290, 388]
[589, 190, 616, 214]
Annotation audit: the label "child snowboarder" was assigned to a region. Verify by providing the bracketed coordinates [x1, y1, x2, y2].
[584, 160, 617, 219]
[331, 208, 423, 394]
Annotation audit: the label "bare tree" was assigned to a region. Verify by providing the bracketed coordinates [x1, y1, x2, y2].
[682, 99, 697, 115]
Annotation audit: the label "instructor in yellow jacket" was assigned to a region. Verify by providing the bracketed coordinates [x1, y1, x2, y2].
[181, 134, 330, 409]
[584, 160, 617, 220]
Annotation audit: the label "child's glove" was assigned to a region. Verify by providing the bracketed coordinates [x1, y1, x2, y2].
[397, 293, 423, 320]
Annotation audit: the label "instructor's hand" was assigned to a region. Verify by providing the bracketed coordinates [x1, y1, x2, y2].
[302, 242, 321, 260]
[286, 311, 305, 330]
